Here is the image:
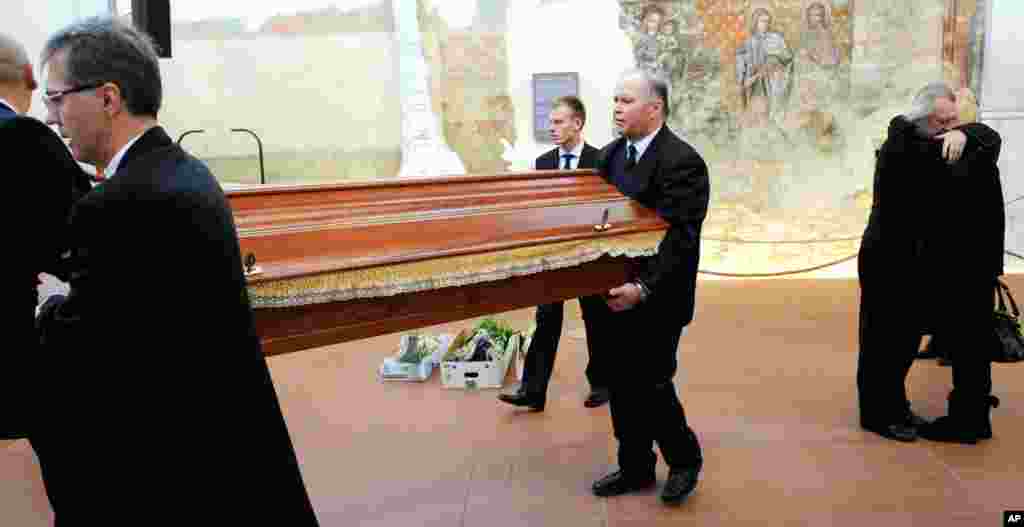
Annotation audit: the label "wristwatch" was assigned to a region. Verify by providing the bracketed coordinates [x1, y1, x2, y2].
[633, 280, 650, 302]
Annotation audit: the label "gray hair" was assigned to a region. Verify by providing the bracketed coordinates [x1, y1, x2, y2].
[620, 68, 671, 119]
[42, 16, 162, 117]
[0, 32, 30, 83]
[905, 82, 956, 123]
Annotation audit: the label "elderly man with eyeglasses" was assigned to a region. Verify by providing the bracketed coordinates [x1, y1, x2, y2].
[32, 17, 320, 524]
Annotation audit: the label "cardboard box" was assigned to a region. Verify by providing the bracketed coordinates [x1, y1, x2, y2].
[441, 332, 520, 389]
[378, 356, 434, 382]
[378, 333, 452, 382]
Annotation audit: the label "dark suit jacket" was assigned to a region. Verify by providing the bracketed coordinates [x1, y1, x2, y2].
[930, 121, 1004, 280]
[535, 142, 599, 170]
[863, 117, 1004, 279]
[861, 117, 1003, 332]
[35, 126, 318, 524]
[0, 113, 89, 312]
[597, 126, 710, 326]
[2, 107, 89, 441]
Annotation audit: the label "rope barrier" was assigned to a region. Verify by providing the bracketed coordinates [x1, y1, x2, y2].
[698, 253, 858, 278]
[695, 197, 1024, 277]
[702, 235, 862, 244]
[697, 248, 1024, 278]
[1006, 250, 1024, 261]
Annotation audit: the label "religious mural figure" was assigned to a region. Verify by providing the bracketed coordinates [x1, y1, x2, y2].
[736, 8, 794, 127]
[800, 2, 839, 69]
[657, 18, 682, 76]
[790, 1, 844, 151]
[630, 4, 669, 77]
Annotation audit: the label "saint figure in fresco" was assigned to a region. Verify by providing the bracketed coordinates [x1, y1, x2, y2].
[658, 18, 681, 72]
[736, 8, 793, 126]
[630, 3, 669, 78]
[799, 2, 839, 68]
[791, 1, 845, 151]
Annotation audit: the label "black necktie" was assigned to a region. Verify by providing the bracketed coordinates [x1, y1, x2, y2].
[561, 153, 575, 170]
[625, 144, 637, 171]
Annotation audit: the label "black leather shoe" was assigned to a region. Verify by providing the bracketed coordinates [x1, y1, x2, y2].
[497, 390, 545, 411]
[862, 422, 917, 442]
[661, 465, 700, 505]
[592, 470, 656, 497]
[583, 388, 610, 408]
[919, 395, 999, 444]
[918, 416, 979, 444]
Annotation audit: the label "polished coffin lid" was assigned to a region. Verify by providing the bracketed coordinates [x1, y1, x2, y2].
[226, 170, 669, 354]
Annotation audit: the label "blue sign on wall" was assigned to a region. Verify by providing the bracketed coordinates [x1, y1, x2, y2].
[533, 72, 579, 143]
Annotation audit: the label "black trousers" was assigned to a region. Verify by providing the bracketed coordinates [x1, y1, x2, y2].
[519, 296, 610, 399]
[933, 279, 994, 403]
[602, 297, 701, 476]
[3, 310, 33, 438]
[856, 250, 920, 426]
[857, 249, 993, 424]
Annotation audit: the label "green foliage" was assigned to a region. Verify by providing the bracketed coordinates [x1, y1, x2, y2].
[476, 317, 517, 350]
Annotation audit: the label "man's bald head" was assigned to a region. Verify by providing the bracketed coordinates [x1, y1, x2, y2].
[0, 33, 28, 79]
[0, 32, 38, 114]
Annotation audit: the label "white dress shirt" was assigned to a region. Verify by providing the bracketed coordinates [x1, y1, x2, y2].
[627, 125, 662, 163]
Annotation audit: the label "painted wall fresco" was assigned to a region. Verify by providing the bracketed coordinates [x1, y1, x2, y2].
[614, 0, 986, 275]
[418, 0, 517, 175]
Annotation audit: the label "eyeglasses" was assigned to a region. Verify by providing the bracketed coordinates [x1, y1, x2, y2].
[43, 83, 102, 107]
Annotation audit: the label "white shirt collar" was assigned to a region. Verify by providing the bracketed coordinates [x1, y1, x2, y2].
[627, 125, 662, 163]
[554, 140, 585, 170]
[103, 131, 146, 180]
[558, 140, 584, 160]
[0, 97, 18, 115]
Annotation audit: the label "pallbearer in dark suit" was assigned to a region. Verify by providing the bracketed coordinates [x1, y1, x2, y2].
[589, 69, 709, 505]
[34, 17, 319, 524]
[498, 95, 610, 412]
[0, 32, 91, 440]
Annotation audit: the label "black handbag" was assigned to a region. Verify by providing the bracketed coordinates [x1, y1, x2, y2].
[992, 279, 1024, 363]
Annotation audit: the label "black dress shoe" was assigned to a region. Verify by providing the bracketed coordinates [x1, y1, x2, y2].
[661, 465, 700, 505]
[919, 396, 999, 444]
[583, 388, 610, 408]
[918, 416, 981, 444]
[862, 422, 917, 442]
[591, 470, 656, 497]
[497, 391, 545, 411]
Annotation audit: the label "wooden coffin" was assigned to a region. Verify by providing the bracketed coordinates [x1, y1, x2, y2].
[227, 170, 669, 356]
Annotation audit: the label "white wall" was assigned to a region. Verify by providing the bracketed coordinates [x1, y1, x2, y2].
[159, 33, 400, 160]
[504, 0, 633, 169]
[981, 0, 1024, 271]
[10, 4, 64, 122]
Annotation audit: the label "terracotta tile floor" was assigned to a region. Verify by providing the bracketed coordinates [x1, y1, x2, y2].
[4, 276, 1023, 525]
